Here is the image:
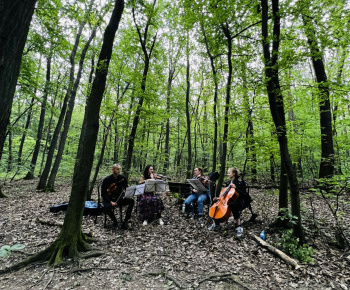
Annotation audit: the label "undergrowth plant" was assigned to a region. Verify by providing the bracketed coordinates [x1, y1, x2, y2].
[275, 229, 314, 264]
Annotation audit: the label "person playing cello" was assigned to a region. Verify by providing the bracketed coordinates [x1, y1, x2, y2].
[208, 167, 247, 237]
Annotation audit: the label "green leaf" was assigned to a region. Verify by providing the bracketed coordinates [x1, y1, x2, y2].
[1, 245, 11, 251]
[10, 244, 26, 251]
[0, 249, 10, 258]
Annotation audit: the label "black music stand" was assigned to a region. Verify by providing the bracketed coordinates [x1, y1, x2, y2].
[187, 179, 207, 192]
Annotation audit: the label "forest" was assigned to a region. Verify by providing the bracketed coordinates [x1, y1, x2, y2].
[0, 0, 350, 289]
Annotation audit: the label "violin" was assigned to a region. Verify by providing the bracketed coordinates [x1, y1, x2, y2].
[106, 178, 124, 196]
[154, 174, 171, 180]
[208, 185, 239, 223]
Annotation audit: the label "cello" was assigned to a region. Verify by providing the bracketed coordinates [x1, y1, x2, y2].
[209, 185, 239, 223]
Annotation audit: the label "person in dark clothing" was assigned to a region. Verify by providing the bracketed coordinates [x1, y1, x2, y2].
[208, 167, 248, 237]
[102, 163, 134, 230]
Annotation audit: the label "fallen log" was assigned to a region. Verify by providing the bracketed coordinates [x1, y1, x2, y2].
[252, 234, 300, 269]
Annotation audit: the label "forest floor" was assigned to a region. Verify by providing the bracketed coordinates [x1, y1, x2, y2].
[0, 178, 349, 290]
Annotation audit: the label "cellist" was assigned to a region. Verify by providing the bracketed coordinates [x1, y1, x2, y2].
[208, 167, 247, 237]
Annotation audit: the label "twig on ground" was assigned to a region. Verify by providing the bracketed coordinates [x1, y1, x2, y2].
[43, 270, 54, 290]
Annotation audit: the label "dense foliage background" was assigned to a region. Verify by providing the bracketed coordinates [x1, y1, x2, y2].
[1, 0, 350, 186]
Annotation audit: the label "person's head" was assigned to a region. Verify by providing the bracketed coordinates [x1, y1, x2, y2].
[194, 167, 203, 176]
[112, 163, 121, 176]
[227, 167, 240, 180]
[143, 165, 153, 179]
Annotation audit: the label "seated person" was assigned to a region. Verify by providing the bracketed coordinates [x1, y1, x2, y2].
[137, 165, 164, 226]
[184, 167, 209, 225]
[102, 163, 134, 230]
[208, 167, 248, 237]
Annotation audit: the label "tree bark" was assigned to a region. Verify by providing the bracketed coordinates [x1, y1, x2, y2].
[25, 54, 51, 180]
[201, 25, 219, 173]
[185, 35, 192, 179]
[124, 0, 157, 176]
[300, 2, 335, 179]
[48, 0, 124, 264]
[261, 0, 303, 241]
[216, 23, 233, 195]
[0, 0, 37, 160]
[18, 96, 35, 167]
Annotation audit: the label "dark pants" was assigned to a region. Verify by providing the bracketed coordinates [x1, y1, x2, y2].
[103, 197, 134, 224]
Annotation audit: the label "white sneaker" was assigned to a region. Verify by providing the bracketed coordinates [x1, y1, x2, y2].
[208, 222, 221, 231]
[236, 226, 243, 237]
[143, 220, 148, 226]
[198, 218, 204, 227]
[159, 218, 164, 225]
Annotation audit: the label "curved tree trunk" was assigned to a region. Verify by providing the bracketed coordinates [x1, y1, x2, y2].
[6, 0, 125, 270]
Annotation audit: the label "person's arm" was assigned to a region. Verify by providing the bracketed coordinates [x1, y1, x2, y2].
[139, 175, 146, 184]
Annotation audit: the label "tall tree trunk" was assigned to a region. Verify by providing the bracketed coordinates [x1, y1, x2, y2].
[45, 27, 97, 191]
[0, 0, 37, 161]
[124, 0, 157, 176]
[39, 96, 57, 176]
[38, 22, 96, 190]
[164, 66, 175, 174]
[201, 25, 219, 173]
[7, 131, 13, 173]
[301, 2, 334, 179]
[216, 23, 233, 195]
[261, 0, 303, 241]
[24, 54, 52, 180]
[185, 36, 192, 179]
[18, 96, 35, 167]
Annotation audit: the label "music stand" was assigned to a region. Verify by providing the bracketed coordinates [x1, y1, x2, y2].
[145, 180, 166, 192]
[124, 183, 145, 197]
[187, 179, 208, 192]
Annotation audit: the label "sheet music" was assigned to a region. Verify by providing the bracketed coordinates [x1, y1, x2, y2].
[124, 183, 145, 197]
[187, 179, 208, 192]
[145, 179, 166, 192]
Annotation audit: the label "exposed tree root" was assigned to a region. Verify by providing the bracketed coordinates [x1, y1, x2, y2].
[0, 232, 102, 274]
[197, 272, 249, 289]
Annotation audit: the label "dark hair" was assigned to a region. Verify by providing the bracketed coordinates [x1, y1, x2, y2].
[195, 167, 203, 174]
[143, 165, 153, 180]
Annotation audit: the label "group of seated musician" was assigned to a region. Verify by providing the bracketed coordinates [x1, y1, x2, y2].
[101, 163, 164, 230]
[101, 163, 252, 237]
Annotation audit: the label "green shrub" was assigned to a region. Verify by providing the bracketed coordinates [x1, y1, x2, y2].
[274, 229, 314, 264]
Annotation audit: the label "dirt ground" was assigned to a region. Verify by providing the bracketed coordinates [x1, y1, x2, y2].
[0, 179, 349, 289]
